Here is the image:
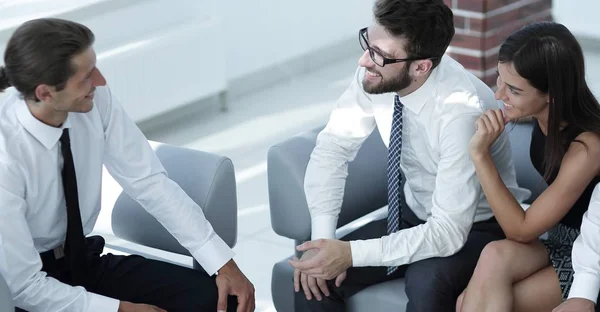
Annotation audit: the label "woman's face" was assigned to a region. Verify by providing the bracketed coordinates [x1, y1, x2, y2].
[495, 62, 549, 121]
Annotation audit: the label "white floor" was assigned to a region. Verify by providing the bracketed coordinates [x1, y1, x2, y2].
[93, 46, 600, 312]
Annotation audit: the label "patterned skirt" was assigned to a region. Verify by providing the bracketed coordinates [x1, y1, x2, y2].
[542, 223, 581, 300]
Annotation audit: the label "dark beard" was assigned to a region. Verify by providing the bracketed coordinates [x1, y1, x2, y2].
[362, 66, 412, 94]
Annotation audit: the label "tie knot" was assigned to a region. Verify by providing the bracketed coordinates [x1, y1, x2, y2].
[394, 95, 403, 108]
[60, 129, 70, 147]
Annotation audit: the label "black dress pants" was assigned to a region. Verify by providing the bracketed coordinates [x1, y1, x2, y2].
[17, 236, 237, 312]
[297, 207, 505, 312]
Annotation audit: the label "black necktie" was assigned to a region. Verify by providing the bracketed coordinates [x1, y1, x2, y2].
[59, 129, 87, 285]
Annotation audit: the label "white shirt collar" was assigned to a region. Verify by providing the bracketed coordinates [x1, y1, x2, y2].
[398, 56, 444, 115]
[15, 99, 72, 150]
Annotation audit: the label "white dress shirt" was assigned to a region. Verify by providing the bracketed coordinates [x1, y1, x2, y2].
[569, 183, 600, 303]
[0, 86, 234, 312]
[305, 55, 530, 267]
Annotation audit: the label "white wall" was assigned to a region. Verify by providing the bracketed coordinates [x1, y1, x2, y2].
[553, 0, 600, 40]
[214, 0, 374, 81]
[0, 0, 374, 122]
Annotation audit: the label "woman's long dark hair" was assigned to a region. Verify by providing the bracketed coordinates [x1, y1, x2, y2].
[498, 21, 600, 180]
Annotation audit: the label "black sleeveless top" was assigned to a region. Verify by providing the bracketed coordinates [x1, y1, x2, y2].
[530, 120, 600, 229]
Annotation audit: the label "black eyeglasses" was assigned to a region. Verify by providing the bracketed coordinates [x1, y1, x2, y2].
[359, 27, 439, 67]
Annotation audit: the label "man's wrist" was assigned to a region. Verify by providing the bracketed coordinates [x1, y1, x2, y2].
[118, 301, 131, 312]
[217, 259, 237, 275]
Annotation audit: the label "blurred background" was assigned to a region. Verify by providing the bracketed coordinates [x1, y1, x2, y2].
[1, 1, 599, 311]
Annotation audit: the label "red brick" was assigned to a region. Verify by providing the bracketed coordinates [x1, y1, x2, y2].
[451, 33, 483, 50]
[454, 16, 467, 29]
[443, 0, 453, 8]
[484, 53, 499, 71]
[457, 0, 484, 12]
[534, 12, 553, 23]
[486, 0, 520, 12]
[483, 73, 499, 87]
[447, 52, 485, 71]
[486, 0, 552, 30]
[469, 17, 486, 32]
[484, 22, 522, 50]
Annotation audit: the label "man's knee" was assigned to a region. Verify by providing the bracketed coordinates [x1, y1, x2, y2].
[404, 258, 459, 309]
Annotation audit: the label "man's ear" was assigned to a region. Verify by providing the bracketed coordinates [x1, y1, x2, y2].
[34, 84, 54, 103]
[413, 59, 433, 77]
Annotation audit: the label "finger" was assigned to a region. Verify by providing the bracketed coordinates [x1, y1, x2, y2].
[294, 268, 301, 292]
[248, 288, 256, 312]
[307, 276, 323, 301]
[289, 258, 319, 271]
[301, 272, 312, 300]
[236, 294, 249, 312]
[481, 114, 493, 132]
[335, 272, 347, 287]
[217, 286, 228, 312]
[317, 278, 330, 297]
[299, 267, 326, 277]
[485, 110, 500, 130]
[296, 240, 323, 252]
[493, 109, 507, 126]
[475, 118, 486, 132]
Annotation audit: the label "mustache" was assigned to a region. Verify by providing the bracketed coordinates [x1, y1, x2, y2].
[366, 67, 382, 76]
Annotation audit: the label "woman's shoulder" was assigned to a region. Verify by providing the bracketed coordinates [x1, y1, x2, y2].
[564, 131, 600, 171]
[572, 131, 600, 149]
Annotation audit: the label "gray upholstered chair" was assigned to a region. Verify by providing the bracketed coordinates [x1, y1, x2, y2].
[267, 121, 546, 311]
[0, 273, 14, 311]
[111, 141, 238, 270]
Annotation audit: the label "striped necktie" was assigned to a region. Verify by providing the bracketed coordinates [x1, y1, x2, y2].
[386, 95, 404, 275]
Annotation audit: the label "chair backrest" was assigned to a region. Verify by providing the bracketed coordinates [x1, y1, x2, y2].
[506, 121, 548, 203]
[0, 273, 14, 311]
[268, 127, 388, 241]
[111, 141, 238, 256]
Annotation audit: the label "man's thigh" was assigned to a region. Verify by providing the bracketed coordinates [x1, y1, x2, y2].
[87, 253, 237, 312]
[404, 221, 505, 308]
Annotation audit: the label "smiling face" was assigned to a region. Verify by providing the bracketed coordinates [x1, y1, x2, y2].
[495, 62, 549, 121]
[357, 23, 415, 95]
[48, 47, 106, 113]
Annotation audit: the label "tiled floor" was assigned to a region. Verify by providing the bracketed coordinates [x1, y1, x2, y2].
[94, 46, 600, 311]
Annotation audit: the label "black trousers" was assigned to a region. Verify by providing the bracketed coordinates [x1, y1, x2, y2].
[297, 207, 505, 312]
[17, 236, 237, 312]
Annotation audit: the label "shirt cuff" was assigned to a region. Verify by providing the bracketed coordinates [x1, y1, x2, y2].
[568, 272, 600, 303]
[350, 238, 382, 267]
[190, 234, 235, 276]
[311, 215, 337, 240]
[89, 293, 120, 312]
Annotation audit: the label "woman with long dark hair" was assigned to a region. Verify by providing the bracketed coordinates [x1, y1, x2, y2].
[456, 21, 600, 311]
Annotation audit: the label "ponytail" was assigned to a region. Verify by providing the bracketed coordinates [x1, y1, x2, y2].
[0, 66, 11, 92]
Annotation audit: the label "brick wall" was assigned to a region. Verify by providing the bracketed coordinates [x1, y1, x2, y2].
[443, 0, 553, 86]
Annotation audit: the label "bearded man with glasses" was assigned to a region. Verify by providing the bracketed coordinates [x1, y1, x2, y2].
[288, 0, 530, 311]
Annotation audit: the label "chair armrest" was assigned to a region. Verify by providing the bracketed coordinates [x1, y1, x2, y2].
[111, 141, 237, 256]
[268, 127, 389, 241]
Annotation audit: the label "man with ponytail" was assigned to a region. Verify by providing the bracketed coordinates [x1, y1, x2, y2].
[0, 18, 255, 312]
